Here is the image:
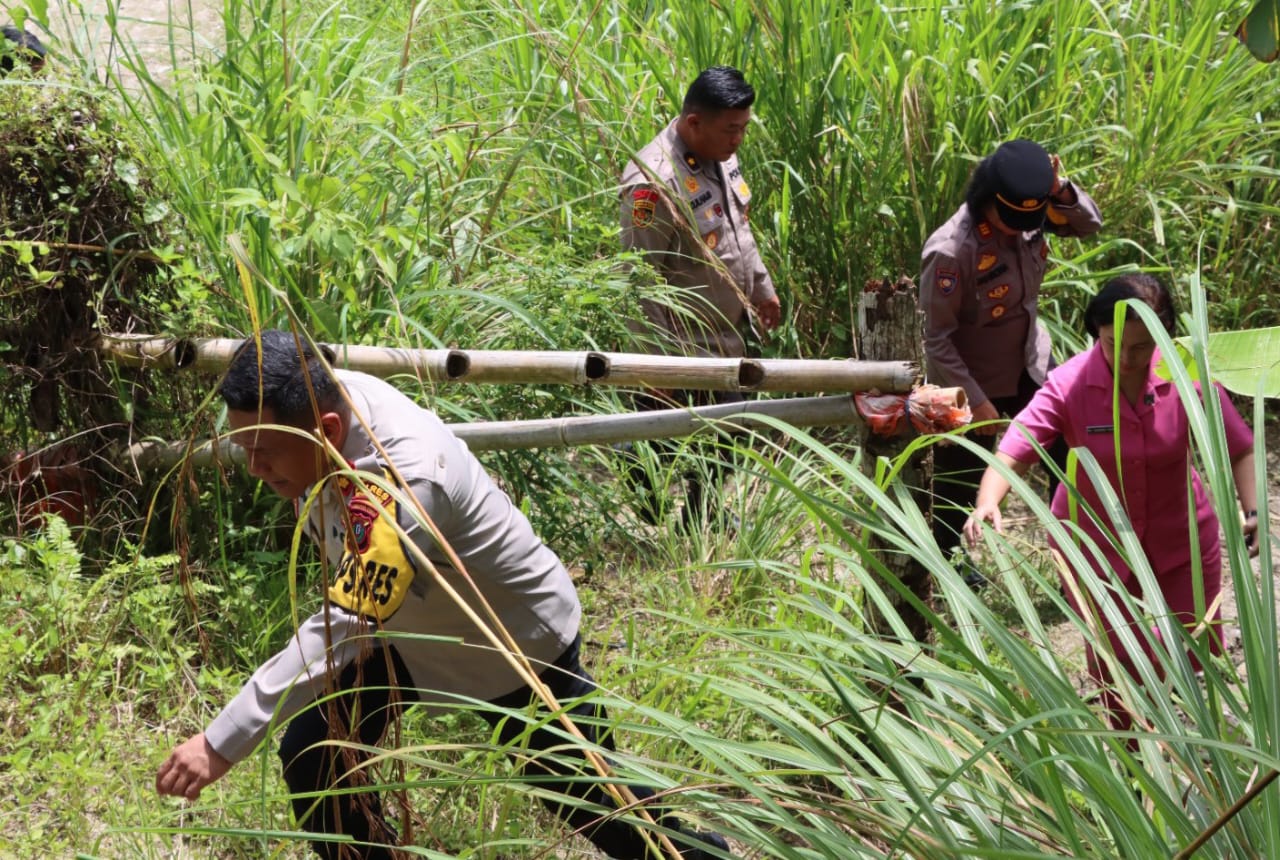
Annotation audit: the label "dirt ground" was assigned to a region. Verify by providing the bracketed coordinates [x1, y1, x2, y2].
[44, 0, 223, 81]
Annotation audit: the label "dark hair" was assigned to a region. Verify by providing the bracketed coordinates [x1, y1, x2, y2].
[681, 66, 755, 115]
[1084, 274, 1177, 339]
[2, 25, 46, 74]
[963, 154, 1001, 218]
[220, 330, 342, 426]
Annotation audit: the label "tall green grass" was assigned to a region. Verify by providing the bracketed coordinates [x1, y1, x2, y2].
[4, 0, 1277, 857]
[12, 297, 1272, 856]
[41, 0, 1280, 349]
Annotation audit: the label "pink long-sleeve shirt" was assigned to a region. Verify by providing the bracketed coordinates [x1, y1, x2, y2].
[998, 343, 1252, 603]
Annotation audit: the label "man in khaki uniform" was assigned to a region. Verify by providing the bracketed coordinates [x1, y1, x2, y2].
[620, 65, 780, 359]
[921, 139, 1103, 568]
[618, 66, 780, 524]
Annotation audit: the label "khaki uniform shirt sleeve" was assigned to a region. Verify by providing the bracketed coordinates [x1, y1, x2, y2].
[747, 235, 776, 305]
[1045, 183, 1103, 238]
[620, 182, 679, 335]
[921, 246, 987, 408]
[204, 607, 366, 764]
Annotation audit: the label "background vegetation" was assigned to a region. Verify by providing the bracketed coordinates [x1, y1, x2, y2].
[1, 0, 1277, 857]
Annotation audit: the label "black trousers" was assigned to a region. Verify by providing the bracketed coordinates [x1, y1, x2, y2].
[625, 389, 746, 523]
[279, 637, 717, 859]
[931, 370, 1068, 554]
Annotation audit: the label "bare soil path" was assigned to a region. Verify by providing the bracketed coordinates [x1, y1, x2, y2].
[44, 0, 223, 82]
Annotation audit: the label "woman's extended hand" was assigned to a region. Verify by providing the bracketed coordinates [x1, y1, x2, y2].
[964, 502, 1003, 549]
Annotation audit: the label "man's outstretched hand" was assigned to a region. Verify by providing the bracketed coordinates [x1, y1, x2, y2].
[156, 732, 232, 800]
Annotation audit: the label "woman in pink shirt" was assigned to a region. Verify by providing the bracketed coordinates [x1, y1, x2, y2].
[963, 274, 1259, 729]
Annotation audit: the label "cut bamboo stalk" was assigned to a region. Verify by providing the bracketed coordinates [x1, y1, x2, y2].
[124, 388, 966, 470]
[450, 393, 870, 449]
[580, 352, 747, 391]
[443, 350, 600, 385]
[99, 335, 918, 393]
[751, 357, 917, 393]
[100, 335, 458, 379]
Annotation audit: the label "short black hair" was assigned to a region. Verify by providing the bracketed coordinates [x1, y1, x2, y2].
[681, 66, 755, 115]
[2, 25, 46, 74]
[1084, 274, 1177, 339]
[220, 330, 342, 426]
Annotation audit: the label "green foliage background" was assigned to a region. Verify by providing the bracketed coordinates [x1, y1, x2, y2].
[0, 0, 1277, 858]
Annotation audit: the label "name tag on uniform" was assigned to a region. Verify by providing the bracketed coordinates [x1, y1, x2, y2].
[1086, 424, 1114, 434]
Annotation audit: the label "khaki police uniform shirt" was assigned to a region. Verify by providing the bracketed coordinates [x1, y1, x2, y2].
[620, 119, 776, 358]
[204, 370, 581, 764]
[920, 187, 1102, 409]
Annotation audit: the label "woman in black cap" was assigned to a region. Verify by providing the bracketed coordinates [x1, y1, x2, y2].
[920, 139, 1103, 576]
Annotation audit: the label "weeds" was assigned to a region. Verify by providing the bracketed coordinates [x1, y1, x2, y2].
[2, 0, 1278, 857]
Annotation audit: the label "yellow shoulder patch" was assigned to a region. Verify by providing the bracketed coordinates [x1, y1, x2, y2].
[328, 472, 417, 621]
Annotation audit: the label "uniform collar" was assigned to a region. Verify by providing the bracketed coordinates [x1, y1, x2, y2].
[973, 215, 1041, 246]
[666, 120, 730, 178]
[665, 121, 704, 175]
[1083, 343, 1169, 414]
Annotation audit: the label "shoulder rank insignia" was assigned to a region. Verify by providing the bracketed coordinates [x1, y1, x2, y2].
[991, 304, 1006, 319]
[987, 284, 1010, 300]
[977, 253, 998, 272]
[977, 221, 993, 239]
[683, 151, 700, 171]
[684, 175, 699, 194]
[936, 269, 958, 296]
[737, 180, 750, 199]
[631, 186, 658, 229]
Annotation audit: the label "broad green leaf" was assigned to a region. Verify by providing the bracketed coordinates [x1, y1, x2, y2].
[1237, 0, 1280, 62]
[1155, 326, 1280, 397]
[26, 1, 47, 27]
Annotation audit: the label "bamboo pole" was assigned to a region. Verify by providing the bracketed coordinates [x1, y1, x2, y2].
[451, 393, 871, 449]
[125, 388, 966, 471]
[100, 335, 458, 379]
[99, 335, 918, 393]
[750, 357, 917, 394]
[443, 349, 602, 385]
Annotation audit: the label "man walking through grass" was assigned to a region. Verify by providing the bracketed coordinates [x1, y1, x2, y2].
[618, 66, 780, 525]
[155, 330, 732, 860]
